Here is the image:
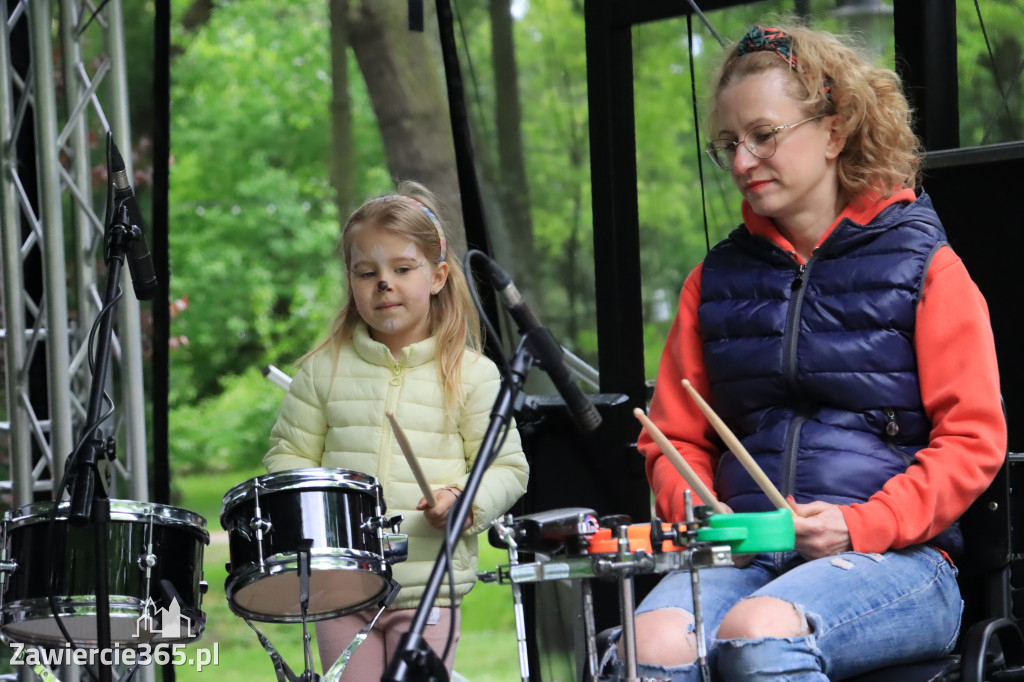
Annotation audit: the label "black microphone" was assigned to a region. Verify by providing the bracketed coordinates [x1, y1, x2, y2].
[110, 140, 158, 300]
[487, 258, 602, 433]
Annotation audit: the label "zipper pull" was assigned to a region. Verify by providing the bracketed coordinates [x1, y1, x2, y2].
[792, 264, 805, 291]
[884, 408, 899, 437]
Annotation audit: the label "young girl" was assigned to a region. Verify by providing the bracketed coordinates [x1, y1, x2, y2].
[629, 23, 1004, 681]
[263, 182, 529, 679]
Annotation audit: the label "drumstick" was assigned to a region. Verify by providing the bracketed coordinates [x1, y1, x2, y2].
[633, 408, 728, 515]
[386, 410, 437, 508]
[681, 380, 794, 513]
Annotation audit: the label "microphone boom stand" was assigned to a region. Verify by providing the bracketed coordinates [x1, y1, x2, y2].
[382, 337, 535, 682]
[66, 202, 138, 682]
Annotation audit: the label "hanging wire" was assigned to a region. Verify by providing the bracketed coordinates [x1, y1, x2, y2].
[972, 0, 1022, 143]
[452, 0, 496, 145]
[687, 14, 712, 254]
[687, 0, 726, 48]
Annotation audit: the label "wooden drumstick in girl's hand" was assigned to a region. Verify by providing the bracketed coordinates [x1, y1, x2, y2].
[386, 410, 437, 508]
[681, 380, 795, 513]
[633, 407, 728, 515]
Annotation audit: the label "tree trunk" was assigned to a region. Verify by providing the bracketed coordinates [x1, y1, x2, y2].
[489, 0, 535, 282]
[343, 0, 465, 252]
[329, 0, 356, 219]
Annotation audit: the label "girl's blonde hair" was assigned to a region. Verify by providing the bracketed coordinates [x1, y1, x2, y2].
[710, 22, 921, 199]
[307, 181, 481, 419]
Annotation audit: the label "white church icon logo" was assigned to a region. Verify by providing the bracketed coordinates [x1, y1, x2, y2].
[134, 597, 195, 639]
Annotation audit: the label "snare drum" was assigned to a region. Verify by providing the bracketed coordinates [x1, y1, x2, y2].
[0, 500, 209, 648]
[220, 468, 393, 623]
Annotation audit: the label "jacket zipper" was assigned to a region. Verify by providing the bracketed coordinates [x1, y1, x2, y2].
[781, 259, 813, 497]
[380, 358, 405, 496]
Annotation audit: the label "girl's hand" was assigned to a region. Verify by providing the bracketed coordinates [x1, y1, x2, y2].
[788, 496, 853, 559]
[418, 488, 473, 530]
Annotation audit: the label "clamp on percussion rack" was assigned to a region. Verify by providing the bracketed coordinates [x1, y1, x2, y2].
[481, 493, 736, 682]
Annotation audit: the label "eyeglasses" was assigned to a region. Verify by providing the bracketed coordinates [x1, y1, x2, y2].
[705, 115, 826, 170]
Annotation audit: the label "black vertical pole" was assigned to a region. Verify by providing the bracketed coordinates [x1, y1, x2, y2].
[894, 0, 960, 151]
[584, 0, 646, 407]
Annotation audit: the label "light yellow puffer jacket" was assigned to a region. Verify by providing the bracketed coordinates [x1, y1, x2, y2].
[264, 324, 529, 609]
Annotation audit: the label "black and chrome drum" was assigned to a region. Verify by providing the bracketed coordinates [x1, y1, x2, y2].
[220, 468, 406, 623]
[0, 500, 209, 648]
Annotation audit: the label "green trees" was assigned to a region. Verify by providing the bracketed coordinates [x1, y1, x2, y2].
[163, 0, 1024, 474]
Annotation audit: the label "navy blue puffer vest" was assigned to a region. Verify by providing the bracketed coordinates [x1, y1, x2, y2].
[698, 192, 961, 555]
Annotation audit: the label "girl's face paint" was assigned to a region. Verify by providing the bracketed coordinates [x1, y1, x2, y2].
[347, 223, 448, 357]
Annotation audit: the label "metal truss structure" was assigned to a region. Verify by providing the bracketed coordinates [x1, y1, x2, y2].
[1, 0, 150, 516]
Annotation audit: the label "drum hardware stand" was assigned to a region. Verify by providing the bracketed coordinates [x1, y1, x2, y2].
[683, 492, 712, 682]
[297, 540, 318, 682]
[322, 581, 400, 682]
[489, 516, 531, 682]
[243, 540, 321, 682]
[62, 135, 152, 682]
[383, 336, 537, 682]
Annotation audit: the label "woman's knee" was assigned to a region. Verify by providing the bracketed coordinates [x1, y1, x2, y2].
[718, 596, 808, 640]
[626, 608, 697, 668]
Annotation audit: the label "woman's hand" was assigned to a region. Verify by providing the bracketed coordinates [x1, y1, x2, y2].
[788, 496, 852, 559]
[418, 487, 473, 530]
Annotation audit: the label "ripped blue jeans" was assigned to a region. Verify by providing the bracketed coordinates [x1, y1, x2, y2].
[630, 547, 962, 681]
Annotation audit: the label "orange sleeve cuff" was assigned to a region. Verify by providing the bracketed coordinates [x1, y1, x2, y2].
[840, 501, 900, 554]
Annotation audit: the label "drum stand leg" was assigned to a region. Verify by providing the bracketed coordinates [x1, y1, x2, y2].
[296, 541, 319, 682]
[322, 603, 388, 682]
[616, 523, 642, 682]
[246, 618, 306, 682]
[684, 491, 712, 682]
[582, 579, 600, 682]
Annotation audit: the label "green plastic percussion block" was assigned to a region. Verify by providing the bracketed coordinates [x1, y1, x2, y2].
[696, 508, 795, 554]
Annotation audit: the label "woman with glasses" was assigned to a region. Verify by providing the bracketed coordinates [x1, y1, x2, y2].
[626, 22, 1005, 682]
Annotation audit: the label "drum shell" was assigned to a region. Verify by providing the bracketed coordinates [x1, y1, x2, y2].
[222, 484, 383, 571]
[220, 468, 392, 622]
[1, 500, 209, 648]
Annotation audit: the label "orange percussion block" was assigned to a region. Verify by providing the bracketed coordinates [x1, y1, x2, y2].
[585, 522, 689, 555]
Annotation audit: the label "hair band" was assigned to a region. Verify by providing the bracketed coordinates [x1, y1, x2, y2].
[737, 25, 833, 99]
[379, 194, 447, 263]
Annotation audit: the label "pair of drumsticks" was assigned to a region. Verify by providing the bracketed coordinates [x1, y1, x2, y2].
[391, 379, 792, 516]
[634, 380, 795, 515]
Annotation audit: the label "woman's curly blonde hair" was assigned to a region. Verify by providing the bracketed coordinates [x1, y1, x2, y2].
[710, 22, 921, 199]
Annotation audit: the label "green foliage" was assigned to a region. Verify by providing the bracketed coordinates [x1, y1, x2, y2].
[169, 367, 283, 475]
[161, 0, 1024, 476]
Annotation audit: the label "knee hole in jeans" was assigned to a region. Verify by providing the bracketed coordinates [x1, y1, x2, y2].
[718, 596, 808, 640]
[629, 608, 698, 668]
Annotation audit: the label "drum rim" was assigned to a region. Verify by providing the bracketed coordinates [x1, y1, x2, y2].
[220, 467, 381, 515]
[225, 554, 391, 623]
[1, 597, 206, 647]
[2, 499, 210, 538]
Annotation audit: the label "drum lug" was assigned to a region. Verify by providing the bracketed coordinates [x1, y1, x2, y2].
[200, 579, 209, 595]
[0, 559, 17, 573]
[138, 553, 158, 571]
[249, 518, 272, 534]
[361, 514, 403, 534]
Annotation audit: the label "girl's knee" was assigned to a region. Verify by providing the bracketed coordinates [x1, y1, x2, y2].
[718, 596, 808, 640]
[627, 608, 697, 668]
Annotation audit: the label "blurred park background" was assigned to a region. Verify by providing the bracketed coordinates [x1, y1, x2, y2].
[2, 0, 1023, 679]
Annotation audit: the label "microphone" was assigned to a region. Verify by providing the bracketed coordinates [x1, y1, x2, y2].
[486, 258, 602, 433]
[110, 140, 158, 300]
